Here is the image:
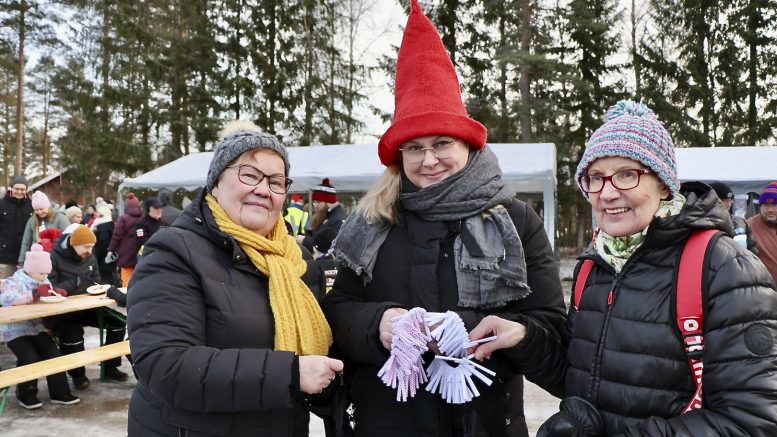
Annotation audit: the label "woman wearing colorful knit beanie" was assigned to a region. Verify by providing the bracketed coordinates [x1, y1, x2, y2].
[18, 190, 70, 265]
[467, 100, 777, 436]
[126, 120, 342, 436]
[321, 2, 565, 436]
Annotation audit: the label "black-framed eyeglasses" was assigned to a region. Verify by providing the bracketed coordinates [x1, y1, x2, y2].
[398, 138, 459, 162]
[226, 164, 292, 194]
[579, 168, 653, 193]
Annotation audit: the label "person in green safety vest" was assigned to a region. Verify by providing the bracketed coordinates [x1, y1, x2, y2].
[284, 193, 309, 236]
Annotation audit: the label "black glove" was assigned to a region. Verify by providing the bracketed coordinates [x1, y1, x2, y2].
[107, 286, 127, 307]
[537, 396, 604, 437]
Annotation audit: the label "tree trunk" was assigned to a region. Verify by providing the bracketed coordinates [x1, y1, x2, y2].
[42, 81, 49, 175]
[102, 1, 110, 127]
[631, 0, 641, 92]
[14, 0, 27, 176]
[519, 0, 532, 142]
[747, 4, 757, 146]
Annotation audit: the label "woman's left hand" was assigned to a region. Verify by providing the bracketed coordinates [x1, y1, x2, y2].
[467, 315, 527, 361]
[299, 355, 344, 394]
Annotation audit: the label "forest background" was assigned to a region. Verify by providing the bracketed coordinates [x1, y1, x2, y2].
[1, 0, 775, 250]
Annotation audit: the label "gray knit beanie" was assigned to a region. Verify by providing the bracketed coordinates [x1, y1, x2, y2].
[9, 175, 27, 187]
[206, 121, 290, 191]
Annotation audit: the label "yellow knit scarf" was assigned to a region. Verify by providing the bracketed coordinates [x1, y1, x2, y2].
[205, 194, 332, 356]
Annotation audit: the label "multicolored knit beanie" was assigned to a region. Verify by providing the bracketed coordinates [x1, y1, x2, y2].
[760, 182, 777, 205]
[312, 178, 337, 203]
[575, 100, 679, 197]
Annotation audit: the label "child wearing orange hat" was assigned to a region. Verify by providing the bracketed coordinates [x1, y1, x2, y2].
[0, 244, 79, 409]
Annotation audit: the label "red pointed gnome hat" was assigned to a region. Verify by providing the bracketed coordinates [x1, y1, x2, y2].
[378, 0, 487, 167]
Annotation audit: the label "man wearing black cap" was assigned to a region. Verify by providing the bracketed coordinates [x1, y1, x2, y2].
[0, 176, 33, 278]
[709, 181, 757, 254]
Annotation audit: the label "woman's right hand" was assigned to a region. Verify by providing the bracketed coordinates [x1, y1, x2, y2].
[379, 307, 408, 350]
[468, 315, 527, 361]
[299, 356, 344, 394]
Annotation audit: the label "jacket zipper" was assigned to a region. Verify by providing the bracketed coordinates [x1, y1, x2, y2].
[584, 247, 644, 403]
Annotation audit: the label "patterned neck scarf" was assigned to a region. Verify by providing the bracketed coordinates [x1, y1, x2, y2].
[595, 193, 686, 272]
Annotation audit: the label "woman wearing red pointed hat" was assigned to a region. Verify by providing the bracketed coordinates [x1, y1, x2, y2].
[321, 2, 566, 436]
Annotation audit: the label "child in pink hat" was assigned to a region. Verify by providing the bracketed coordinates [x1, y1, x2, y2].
[0, 244, 79, 409]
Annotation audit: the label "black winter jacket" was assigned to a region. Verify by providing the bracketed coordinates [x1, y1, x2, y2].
[127, 192, 325, 437]
[48, 235, 101, 295]
[301, 203, 348, 253]
[321, 200, 566, 437]
[551, 182, 777, 435]
[0, 194, 32, 264]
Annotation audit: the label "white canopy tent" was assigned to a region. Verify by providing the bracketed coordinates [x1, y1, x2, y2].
[676, 146, 777, 194]
[118, 143, 558, 248]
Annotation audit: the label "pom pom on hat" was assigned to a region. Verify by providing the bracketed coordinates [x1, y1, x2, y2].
[312, 178, 337, 203]
[377, 0, 486, 167]
[575, 100, 679, 197]
[125, 193, 140, 207]
[759, 181, 777, 205]
[69, 224, 96, 247]
[24, 244, 52, 275]
[31, 191, 51, 210]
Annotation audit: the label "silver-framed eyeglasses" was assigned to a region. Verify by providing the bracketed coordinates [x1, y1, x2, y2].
[580, 168, 653, 193]
[226, 164, 292, 194]
[398, 138, 459, 162]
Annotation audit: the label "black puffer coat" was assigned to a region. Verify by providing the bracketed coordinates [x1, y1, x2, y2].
[127, 191, 324, 437]
[561, 182, 777, 435]
[0, 194, 32, 264]
[301, 203, 348, 254]
[322, 200, 566, 437]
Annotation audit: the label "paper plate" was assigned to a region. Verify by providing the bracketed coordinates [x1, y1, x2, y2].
[40, 294, 66, 303]
[86, 284, 110, 295]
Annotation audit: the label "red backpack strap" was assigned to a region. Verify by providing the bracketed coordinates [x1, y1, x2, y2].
[676, 229, 719, 413]
[573, 260, 595, 311]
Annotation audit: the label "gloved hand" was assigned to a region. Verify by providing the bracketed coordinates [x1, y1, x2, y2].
[107, 286, 127, 307]
[53, 288, 68, 297]
[34, 284, 49, 302]
[537, 396, 604, 437]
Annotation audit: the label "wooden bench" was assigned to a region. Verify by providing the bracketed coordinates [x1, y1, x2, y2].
[0, 339, 131, 414]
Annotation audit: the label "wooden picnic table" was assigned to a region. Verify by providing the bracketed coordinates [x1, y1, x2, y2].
[0, 293, 119, 324]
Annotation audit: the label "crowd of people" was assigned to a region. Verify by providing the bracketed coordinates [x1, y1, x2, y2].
[1, 0, 776, 436]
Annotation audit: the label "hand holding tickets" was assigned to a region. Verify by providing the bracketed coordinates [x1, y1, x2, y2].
[467, 315, 527, 361]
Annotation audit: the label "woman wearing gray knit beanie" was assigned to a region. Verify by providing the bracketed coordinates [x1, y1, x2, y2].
[126, 121, 342, 436]
[470, 100, 777, 436]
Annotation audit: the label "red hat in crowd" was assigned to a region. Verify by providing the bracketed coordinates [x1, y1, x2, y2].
[377, 0, 487, 167]
[312, 178, 337, 203]
[125, 192, 140, 207]
[290, 193, 304, 202]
